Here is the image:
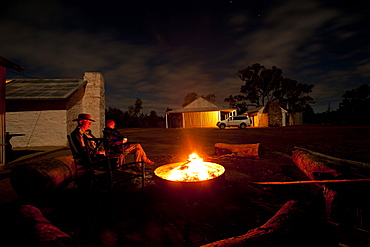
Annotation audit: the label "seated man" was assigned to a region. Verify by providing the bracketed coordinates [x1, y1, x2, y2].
[104, 120, 154, 167]
[70, 113, 114, 168]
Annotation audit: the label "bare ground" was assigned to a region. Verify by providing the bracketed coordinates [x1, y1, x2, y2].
[1, 125, 370, 246]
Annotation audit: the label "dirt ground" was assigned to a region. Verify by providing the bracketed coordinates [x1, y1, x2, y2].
[1, 125, 370, 246]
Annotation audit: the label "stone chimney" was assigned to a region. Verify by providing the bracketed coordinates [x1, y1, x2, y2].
[67, 72, 105, 138]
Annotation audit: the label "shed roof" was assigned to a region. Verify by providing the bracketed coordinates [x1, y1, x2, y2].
[167, 107, 236, 113]
[167, 97, 236, 114]
[242, 103, 288, 115]
[6, 79, 87, 100]
[243, 106, 265, 114]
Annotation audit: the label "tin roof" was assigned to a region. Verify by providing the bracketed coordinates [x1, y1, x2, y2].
[167, 107, 236, 113]
[5, 79, 87, 100]
[167, 97, 236, 114]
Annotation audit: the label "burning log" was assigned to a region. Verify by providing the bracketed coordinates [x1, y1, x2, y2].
[201, 200, 336, 247]
[155, 153, 225, 182]
[154, 153, 225, 200]
[214, 143, 263, 159]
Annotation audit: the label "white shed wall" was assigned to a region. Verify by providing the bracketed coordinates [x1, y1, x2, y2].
[6, 110, 66, 147]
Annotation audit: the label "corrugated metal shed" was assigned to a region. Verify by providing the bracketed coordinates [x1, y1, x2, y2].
[166, 97, 237, 128]
[167, 97, 236, 113]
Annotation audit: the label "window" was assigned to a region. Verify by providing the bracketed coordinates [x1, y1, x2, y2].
[234, 116, 248, 120]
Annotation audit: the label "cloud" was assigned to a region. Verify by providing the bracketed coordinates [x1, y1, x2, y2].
[2, 0, 369, 116]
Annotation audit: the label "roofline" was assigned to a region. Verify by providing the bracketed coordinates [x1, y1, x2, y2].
[0, 56, 25, 73]
[166, 107, 237, 114]
[5, 79, 87, 100]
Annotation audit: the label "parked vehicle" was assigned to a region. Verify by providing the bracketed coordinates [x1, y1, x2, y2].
[216, 115, 251, 129]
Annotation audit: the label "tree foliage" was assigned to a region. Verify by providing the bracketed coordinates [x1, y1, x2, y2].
[308, 84, 370, 125]
[182, 92, 217, 107]
[127, 98, 143, 117]
[337, 84, 370, 125]
[225, 63, 314, 113]
[105, 98, 165, 128]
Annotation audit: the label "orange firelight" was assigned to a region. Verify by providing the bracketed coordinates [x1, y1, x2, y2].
[154, 153, 225, 182]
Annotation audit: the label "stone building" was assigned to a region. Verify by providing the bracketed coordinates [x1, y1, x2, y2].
[243, 101, 288, 127]
[5, 72, 105, 148]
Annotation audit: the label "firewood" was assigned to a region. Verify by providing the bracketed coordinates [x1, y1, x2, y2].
[201, 200, 336, 247]
[15, 205, 78, 246]
[292, 147, 370, 179]
[292, 147, 370, 224]
[9, 155, 82, 199]
[214, 143, 263, 159]
[254, 178, 370, 184]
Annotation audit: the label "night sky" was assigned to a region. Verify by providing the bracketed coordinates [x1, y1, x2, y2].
[2, 0, 369, 115]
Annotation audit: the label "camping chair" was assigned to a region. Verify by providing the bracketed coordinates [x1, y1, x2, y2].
[101, 131, 146, 189]
[83, 136, 145, 194]
[67, 135, 95, 191]
[67, 134, 123, 193]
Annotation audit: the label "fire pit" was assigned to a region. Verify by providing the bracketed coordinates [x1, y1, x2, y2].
[154, 153, 225, 199]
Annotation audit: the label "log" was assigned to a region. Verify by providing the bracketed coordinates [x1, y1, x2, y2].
[201, 200, 336, 247]
[292, 147, 370, 179]
[254, 178, 370, 184]
[214, 143, 263, 159]
[14, 205, 79, 246]
[291, 149, 343, 182]
[9, 155, 86, 200]
[292, 147, 370, 224]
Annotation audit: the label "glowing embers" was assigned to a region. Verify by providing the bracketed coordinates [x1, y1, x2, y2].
[154, 153, 225, 182]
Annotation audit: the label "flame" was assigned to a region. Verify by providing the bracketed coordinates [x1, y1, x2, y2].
[155, 153, 225, 182]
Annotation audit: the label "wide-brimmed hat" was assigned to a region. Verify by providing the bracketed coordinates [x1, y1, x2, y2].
[73, 113, 95, 122]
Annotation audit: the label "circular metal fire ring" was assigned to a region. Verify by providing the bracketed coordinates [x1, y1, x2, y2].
[153, 162, 225, 200]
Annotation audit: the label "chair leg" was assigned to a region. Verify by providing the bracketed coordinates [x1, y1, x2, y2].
[141, 163, 145, 189]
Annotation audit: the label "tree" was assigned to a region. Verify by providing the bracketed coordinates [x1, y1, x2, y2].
[106, 98, 165, 128]
[182, 92, 199, 107]
[182, 92, 217, 107]
[132, 97, 143, 116]
[105, 107, 126, 127]
[338, 84, 370, 125]
[225, 63, 314, 113]
[205, 93, 216, 103]
[147, 110, 160, 127]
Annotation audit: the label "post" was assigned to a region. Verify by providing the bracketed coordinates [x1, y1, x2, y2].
[0, 66, 6, 167]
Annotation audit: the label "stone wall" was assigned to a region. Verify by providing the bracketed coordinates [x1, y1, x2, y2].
[267, 102, 286, 127]
[82, 72, 105, 137]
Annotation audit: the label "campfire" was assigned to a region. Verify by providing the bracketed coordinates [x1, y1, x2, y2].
[154, 153, 225, 199]
[154, 153, 225, 182]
